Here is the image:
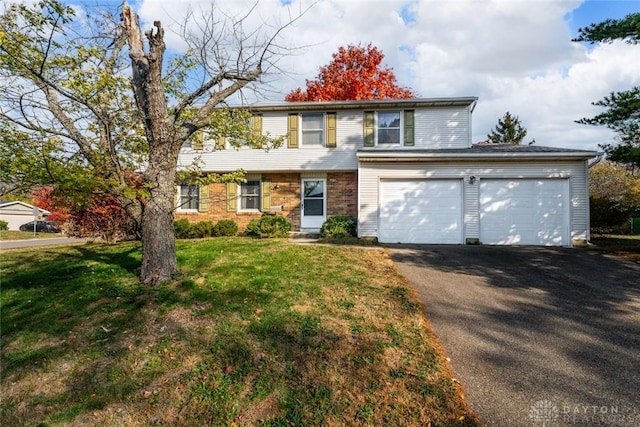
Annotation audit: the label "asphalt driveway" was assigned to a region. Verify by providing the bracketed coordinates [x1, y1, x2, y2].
[390, 245, 640, 427]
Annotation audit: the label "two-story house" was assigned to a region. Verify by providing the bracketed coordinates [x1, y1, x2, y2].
[176, 97, 598, 246]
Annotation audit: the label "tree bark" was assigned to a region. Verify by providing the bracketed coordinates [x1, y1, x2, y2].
[140, 152, 179, 285]
[123, 4, 178, 285]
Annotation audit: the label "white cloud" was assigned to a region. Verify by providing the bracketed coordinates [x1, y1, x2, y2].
[135, 0, 640, 151]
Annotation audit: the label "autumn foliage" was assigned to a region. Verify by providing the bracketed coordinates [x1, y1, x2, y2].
[285, 43, 415, 101]
[65, 194, 135, 243]
[32, 186, 135, 243]
[32, 186, 70, 223]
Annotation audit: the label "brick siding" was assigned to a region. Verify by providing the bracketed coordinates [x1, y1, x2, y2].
[174, 171, 358, 231]
[327, 172, 358, 218]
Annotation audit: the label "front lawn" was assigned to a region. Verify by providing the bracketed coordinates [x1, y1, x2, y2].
[0, 230, 64, 240]
[0, 238, 476, 426]
[590, 234, 640, 262]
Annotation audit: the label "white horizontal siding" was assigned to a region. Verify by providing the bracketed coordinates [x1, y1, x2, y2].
[572, 162, 590, 242]
[464, 175, 480, 240]
[337, 112, 364, 148]
[414, 107, 470, 149]
[178, 106, 474, 172]
[262, 112, 288, 136]
[358, 160, 589, 244]
[179, 111, 361, 172]
[179, 147, 358, 172]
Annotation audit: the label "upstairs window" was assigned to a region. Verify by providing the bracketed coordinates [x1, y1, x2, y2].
[301, 114, 324, 147]
[377, 111, 401, 144]
[288, 112, 337, 148]
[363, 110, 414, 147]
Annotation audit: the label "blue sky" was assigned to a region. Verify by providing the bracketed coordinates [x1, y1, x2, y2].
[567, 0, 639, 34]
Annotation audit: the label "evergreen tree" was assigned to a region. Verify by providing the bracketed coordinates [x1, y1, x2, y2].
[486, 112, 528, 145]
[573, 13, 640, 170]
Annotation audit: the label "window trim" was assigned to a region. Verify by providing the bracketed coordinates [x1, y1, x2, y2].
[300, 113, 325, 148]
[238, 180, 262, 212]
[177, 184, 200, 212]
[376, 110, 403, 145]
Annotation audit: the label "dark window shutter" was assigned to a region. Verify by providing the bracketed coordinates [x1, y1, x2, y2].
[404, 110, 415, 146]
[364, 111, 375, 147]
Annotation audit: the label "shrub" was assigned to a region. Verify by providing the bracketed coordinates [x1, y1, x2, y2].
[213, 220, 238, 237]
[246, 215, 292, 238]
[191, 221, 215, 238]
[174, 219, 193, 239]
[590, 162, 640, 232]
[0, 220, 8, 231]
[321, 215, 357, 238]
[64, 193, 135, 243]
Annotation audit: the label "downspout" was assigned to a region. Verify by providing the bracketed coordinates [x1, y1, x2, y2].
[469, 99, 477, 113]
[468, 100, 477, 148]
[588, 153, 604, 168]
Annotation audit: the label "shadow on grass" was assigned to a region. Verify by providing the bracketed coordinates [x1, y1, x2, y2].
[2, 243, 141, 291]
[2, 240, 477, 426]
[1, 244, 143, 369]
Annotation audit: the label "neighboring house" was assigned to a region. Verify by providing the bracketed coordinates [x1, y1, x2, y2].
[0, 201, 50, 230]
[175, 97, 598, 246]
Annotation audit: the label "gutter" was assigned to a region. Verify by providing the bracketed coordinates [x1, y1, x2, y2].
[357, 151, 600, 162]
[244, 97, 479, 113]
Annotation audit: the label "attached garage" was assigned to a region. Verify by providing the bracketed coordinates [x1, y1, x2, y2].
[357, 146, 596, 247]
[379, 179, 463, 244]
[479, 179, 570, 246]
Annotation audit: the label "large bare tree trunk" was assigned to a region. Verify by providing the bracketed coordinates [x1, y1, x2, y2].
[120, 2, 305, 284]
[140, 151, 179, 284]
[123, 6, 178, 284]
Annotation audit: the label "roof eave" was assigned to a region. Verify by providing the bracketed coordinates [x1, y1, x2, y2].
[356, 151, 599, 162]
[244, 97, 479, 113]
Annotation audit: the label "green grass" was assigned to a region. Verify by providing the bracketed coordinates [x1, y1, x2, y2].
[0, 230, 64, 240]
[590, 234, 640, 262]
[1, 238, 477, 426]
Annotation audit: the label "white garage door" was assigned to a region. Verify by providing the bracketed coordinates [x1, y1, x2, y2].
[480, 179, 570, 246]
[379, 179, 463, 244]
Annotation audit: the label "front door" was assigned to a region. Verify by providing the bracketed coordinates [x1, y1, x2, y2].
[301, 179, 326, 230]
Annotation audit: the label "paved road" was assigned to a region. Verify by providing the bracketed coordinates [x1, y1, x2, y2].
[390, 245, 640, 427]
[0, 237, 88, 250]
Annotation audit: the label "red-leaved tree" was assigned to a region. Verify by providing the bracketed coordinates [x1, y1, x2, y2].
[285, 43, 415, 101]
[32, 184, 137, 243]
[32, 186, 70, 223]
[65, 193, 135, 243]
